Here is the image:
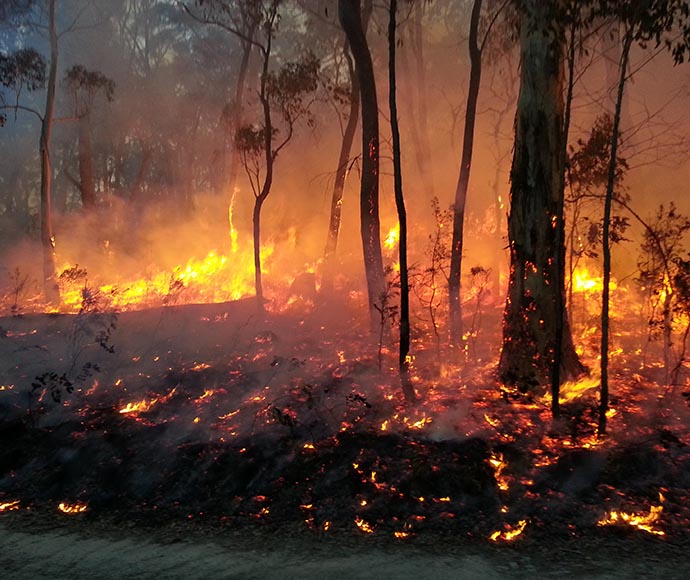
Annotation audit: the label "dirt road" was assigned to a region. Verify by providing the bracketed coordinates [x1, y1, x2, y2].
[1, 517, 689, 580]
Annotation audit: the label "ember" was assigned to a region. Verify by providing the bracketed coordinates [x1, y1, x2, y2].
[58, 502, 88, 514]
[2, 0, 690, 553]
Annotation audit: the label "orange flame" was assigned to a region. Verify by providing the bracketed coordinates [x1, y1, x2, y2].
[489, 519, 527, 541]
[58, 502, 88, 514]
[597, 494, 665, 536]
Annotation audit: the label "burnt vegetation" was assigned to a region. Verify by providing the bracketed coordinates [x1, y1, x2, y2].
[2, 0, 690, 546]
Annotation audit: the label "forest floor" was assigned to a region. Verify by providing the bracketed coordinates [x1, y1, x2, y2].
[2, 296, 690, 578]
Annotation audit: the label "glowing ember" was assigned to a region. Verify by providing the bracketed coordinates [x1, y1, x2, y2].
[355, 517, 375, 534]
[489, 519, 527, 542]
[0, 500, 20, 512]
[58, 502, 88, 514]
[119, 397, 158, 414]
[489, 452, 510, 491]
[597, 495, 665, 536]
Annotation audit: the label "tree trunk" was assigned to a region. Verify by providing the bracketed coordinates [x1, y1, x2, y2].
[338, 0, 385, 331]
[551, 20, 578, 418]
[78, 113, 96, 209]
[599, 32, 632, 435]
[410, 1, 435, 199]
[322, 38, 360, 291]
[498, 0, 583, 392]
[225, 33, 254, 199]
[448, 0, 482, 349]
[388, 0, 414, 402]
[40, 0, 59, 303]
[253, 195, 266, 311]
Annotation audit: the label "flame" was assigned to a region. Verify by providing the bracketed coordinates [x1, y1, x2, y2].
[558, 374, 600, 404]
[0, 500, 20, 512]
[228, 187, 239, 253]
[597, 494, 665, 536]
[355, 517, 375, 534]
[571, 264, 617, 293]
[489, 452, 510, 491]
[490, 519, 527, 541]
[383, 223, 400, 250]
[58, 502, 88, 514]
[119, 397, 158, 414]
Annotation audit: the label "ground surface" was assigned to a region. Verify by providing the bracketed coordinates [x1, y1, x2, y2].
[1, 511, 690, 580]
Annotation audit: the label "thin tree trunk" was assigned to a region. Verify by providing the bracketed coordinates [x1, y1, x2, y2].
[40, 0, 59, 303]
[338, 0, 385, 331]
[599, 31, 632, 436]
[449, 0, 482, 349]
[388, 0, 414, 402]
[78, 113, 96, 209]
[551, 19, 577, 418]
[252, 37, 274, 314]
[410, 1, 435, 199]
[322, 38, 360, 291]
[498, 0, 583, 391]
[226, 34, 254, 198]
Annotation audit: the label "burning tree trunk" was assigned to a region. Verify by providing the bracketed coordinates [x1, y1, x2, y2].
[448, 0, 482, 349]
[498, 0, 583, 392]
[338, 0, 385, 331]
[388, 0, 414, 402]
[40, 0, 59, 303]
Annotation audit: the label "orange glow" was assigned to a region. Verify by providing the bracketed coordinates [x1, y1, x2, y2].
[490, 519, 527, 541]
[489, 452, 510, 491]
[383, 223, 400, 250]
[355, 517, 375, 534]
[119, 397, 158, 414]
[597, 495, 665, 536]
[0, 500, 20, 512]
[58, 502, 88, 514]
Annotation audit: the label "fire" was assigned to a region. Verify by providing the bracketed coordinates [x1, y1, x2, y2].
[383, 223, 400, 250]
[571, 264, 617, 294]
[0, 500, 20, 512]
[489, 519, 527, 542]
[597, 494, 665, 536]
[489, 452, 510, 491]
[119, 397, 158, 414]
[355, 516, 375, 534]
[58, 502, 88, 514]
[558, 374, 600, 404]
[228, 187, 239, 253]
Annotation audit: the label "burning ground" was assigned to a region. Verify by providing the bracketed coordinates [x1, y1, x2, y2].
[2, 288, 690, 550]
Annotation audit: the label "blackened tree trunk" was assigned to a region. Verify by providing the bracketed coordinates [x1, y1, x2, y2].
[388, 0, 414, 402]
[599, 30, 633, 435]
[448, 0, 482, 349]
[322, 38, 360, 290]
[338, 0, 385, 331]
[551, 18, 578, 419]
[498, 0, 583, 391]
[40, 0, 59, 303]
[77, 112, 96, 209]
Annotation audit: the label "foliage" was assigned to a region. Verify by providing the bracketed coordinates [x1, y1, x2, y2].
[412, 197, 453, 360]
[565, 114, 630, 285]
[63, 65, 115, 117]
[637, 202, 690, 382]
[0, 48, 46, 91]
[374, 266, 400, 372]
